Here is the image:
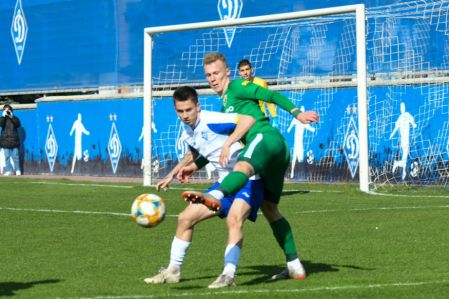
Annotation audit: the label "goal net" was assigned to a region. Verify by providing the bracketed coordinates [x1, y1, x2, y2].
[143, 1, 449, 193]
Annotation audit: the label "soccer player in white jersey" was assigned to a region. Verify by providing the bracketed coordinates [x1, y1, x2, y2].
[144, 86, 263, 288]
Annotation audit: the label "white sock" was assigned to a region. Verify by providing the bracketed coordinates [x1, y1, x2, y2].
[168, 236, 191, 273]
[223, 244, 241, 277]
[287, 258, 304, 272]
[208, 189, 224, 201]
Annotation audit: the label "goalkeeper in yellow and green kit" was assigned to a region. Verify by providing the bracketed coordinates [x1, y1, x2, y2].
[182, 52, 319, 281]
[237, 59, 279, 129]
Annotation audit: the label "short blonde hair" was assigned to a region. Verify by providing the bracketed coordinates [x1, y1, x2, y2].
[203, 52, 228, 68]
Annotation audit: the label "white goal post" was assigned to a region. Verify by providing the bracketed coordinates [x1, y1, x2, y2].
[143, 4, 369, 192]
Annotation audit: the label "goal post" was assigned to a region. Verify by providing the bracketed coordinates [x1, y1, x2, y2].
[143, 4, 369, 191]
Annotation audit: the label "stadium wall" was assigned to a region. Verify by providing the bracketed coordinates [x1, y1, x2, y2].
[6, 82, 443, 183]
[1, 0, 403, 94]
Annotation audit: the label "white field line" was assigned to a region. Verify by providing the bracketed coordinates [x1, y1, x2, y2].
[20, 180, 346, 193]
[0, 207, 177, 218]
[7, 180, 449, 198]
[1, 204, 449, 218]
[29, 181, 134, 189]
[81, 279, 449, 299]
[295, 205, 449, 214]
[369, 190, 449, 198]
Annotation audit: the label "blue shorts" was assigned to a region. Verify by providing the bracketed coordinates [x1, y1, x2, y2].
[204, 179, 264, 222]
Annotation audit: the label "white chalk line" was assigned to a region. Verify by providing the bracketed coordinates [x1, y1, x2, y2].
[80, 279, 449, 299]
[295, 205, 449, 214]
[17, 180, 346, 193]
[369, 190, 449, 198]
[29, 181, 134, 189]
[2, 203, 448, 219]
[0, 207, 177, 218]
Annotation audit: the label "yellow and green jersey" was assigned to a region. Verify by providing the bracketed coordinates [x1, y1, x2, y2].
[252, 77, 278, 118]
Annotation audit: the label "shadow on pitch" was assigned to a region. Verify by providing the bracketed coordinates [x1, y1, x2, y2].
[170, 261, 375, 290]
[0, 279, 61, 296]
[282, 190, 310, 196]
[240, 260, 373, 285]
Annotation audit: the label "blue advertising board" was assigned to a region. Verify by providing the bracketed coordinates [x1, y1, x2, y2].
[0, 0, 423, 94]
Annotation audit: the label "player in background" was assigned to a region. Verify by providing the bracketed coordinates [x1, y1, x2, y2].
[144, 86, 264, 288]
[238, 59, 279, 129]
[183, 52, 319, 282]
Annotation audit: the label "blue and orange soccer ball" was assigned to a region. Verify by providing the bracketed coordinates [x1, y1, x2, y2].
[131, 193, 166, 228]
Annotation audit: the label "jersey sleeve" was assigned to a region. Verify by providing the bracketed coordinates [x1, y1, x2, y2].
[204, 111, 239, 135]
[230, 80, 296, 113]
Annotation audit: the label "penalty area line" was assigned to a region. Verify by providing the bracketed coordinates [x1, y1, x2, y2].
[0, 207, 178, 218]
[369, 190, 449, 198]
[29, 181, 134, 189]
[81, 279, 449, 299]
[295, 205, 449, 214]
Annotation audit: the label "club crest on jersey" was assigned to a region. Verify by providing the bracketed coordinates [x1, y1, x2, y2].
[222, 94, 228, 106]
[225, 106, 234, 113]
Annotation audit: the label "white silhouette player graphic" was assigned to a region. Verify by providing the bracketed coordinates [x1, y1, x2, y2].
[70, 113, 90, 173]
[205, 163, 216, 179]
[389, 102, 417, 180]
[287, 106, 316, 178]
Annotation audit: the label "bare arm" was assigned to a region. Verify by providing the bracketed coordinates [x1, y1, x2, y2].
[156, 150, 195, 191]
[220, 114, 256, 167]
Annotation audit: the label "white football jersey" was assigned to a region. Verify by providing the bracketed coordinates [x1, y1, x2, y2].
[180, 110, 243, 181]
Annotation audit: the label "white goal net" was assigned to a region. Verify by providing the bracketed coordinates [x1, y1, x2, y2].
[144, 1, 449, 192]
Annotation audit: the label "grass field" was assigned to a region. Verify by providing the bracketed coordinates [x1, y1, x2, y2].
[1, 177, 449, 298]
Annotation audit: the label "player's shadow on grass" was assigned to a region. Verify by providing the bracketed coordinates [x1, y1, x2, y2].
[171, 262, 374, 290]
[240, 260, 372, 285]
[281, 190, 310, 196]
[0, 279, 61, 296]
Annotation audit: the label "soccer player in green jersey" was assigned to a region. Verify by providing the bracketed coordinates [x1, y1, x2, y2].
[183, 52, 319, 282]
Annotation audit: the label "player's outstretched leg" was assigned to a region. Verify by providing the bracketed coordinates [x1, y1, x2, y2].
[182, 191, 222, 212]
[144, 267, 181, 284]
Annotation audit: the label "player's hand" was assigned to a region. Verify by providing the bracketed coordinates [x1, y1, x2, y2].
[297, 111, 319, 124]
[219, 145, 231, 168]
[176, 164, 197, 183]
[156, 177, 172, 192]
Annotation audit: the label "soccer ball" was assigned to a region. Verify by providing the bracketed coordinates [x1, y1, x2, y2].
[131, 193, 166, 228]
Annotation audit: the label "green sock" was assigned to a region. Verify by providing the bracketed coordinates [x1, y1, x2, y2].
[217, 171, 248, 195]
[270, 217, 298, 262]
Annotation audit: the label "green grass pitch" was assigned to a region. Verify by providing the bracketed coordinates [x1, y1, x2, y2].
[1, 177, 449, 298]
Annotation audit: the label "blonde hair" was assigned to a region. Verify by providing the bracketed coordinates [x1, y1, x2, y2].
[203, 52, 228, 68]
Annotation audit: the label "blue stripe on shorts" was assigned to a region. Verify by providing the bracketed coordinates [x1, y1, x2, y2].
[204, 179, 264, 222]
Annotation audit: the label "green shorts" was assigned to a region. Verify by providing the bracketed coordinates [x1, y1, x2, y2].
[238, 131, 290, 204]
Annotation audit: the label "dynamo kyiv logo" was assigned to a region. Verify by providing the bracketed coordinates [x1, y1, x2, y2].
[45, 119, 58, 173]
[217, 0, 243, 47]
[108, 114, 122, 174]
[11, 0, 28, 64]
[343, 116, 359, 179]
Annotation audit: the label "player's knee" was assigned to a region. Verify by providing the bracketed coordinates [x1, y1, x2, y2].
[233, 161, 255, 177]
[177, 211, 195, 229]
[261, 201, 282, 223]
[226, 213, 244, 230]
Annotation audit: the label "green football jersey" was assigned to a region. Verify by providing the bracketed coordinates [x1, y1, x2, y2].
[222, 79, 296, 142]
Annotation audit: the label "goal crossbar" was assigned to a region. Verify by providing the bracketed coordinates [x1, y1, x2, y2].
[143, 4, 369, 192]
